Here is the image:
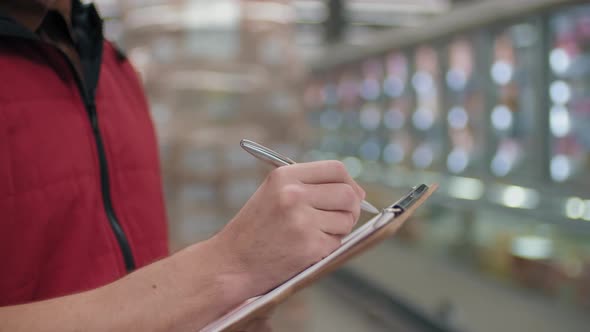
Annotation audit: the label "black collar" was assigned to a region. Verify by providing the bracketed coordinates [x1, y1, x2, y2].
[0, 1, 106, 101]
[0, 0, 102, 44]
[0, 10, 38, 40]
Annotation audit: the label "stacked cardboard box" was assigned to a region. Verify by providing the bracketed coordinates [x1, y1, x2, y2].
[114, 0, 308, 250]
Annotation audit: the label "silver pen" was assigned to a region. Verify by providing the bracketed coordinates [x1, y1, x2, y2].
[240, 139, 380, 214]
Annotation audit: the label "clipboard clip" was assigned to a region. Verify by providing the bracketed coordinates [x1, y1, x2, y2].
[344, 184, 431, 242]
[382, 184, 429, 217]
[392, 184, 429, 212]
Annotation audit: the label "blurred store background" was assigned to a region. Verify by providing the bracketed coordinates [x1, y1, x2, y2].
[92, 0, 589, 331]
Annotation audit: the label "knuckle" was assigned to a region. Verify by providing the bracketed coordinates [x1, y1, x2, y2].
[267, 167, 287, 183]
[268, 166, 297, 185]
[345, 213, 356, 233]
[278, 184, 304, 210]
[327, 160, 347, 176]
[333, 212, 354, 235]
[359, 186, 367, 199]
[352, 206, 361, 226]
[341, 185, 358, 207]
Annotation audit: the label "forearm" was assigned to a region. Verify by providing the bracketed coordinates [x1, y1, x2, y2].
[0, 239, 252, 332]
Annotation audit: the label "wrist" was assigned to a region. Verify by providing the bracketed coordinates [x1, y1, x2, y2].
[145, 238, 257, 331]
[185, 236, 256, 306]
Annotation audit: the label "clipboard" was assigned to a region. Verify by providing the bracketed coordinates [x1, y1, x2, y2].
[202, 183, 438, 332]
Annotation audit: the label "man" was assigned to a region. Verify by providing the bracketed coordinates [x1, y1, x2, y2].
[0, 0, 365, 330]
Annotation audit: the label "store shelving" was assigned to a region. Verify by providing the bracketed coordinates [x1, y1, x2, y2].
[383, 51, 414, 169]
[487, 20, 543, 181]
[547, 5, 590, 186]
[443, 35, 486, 176]
[409, 45, 445, 171]
[305, 0, 590, 320]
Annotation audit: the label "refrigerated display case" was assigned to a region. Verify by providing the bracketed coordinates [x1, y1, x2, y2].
[308, 1, 590, 330]
[443, 36, 486, 175]
[547, 4, 590, 185]
[357, 58, 387, 163]
[337, 65, 364, 158]
[303, 76, 328, 152]
[410, 45, 444, 171]
[382, 51, 415, 170]
[306, 61, 387, 170]
[488, 21, 542, 180]
[318, 72, 347, 157]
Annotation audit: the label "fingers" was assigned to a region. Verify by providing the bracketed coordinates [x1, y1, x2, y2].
[303, 183, 362, 226]
[296, 228, 343, 263]
[277, 161, 366, 199]
[275, 183, 361, 230]
[312, 208, 356, 236]
[317, 232, 343, 259]
[305, 183, 361, 211]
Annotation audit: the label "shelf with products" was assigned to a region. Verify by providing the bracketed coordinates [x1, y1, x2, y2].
[547, 4, 590, 187]
[306, 23, 590, 306]
[409, 44, 446, 172]
[442, 34, 487, 177]
[304, 71, 345, 156]
[304, 51, 420, 173]
[382, 51, 415, 171]
[486, 19, 544, 182]
[301, 0, 590, 322]
[302, 62, 382, 162]
[330, 64, 363, 158]
[356, 58, 387, 164]
[303, 9, 590, 308]
[304, 1, 590, 221]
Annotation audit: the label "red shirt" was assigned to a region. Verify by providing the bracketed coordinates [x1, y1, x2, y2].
[0, 1, 169, 305]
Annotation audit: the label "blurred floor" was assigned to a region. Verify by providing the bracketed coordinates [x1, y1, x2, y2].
[271, 286, 388, 332]
[271, 280, 422, 332]
[306, 285, 393, 332]
[345, 240, 590, 332]
[270, 237, 590, 332]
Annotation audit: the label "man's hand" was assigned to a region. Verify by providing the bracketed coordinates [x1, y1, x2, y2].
[211, 160, 365, 298]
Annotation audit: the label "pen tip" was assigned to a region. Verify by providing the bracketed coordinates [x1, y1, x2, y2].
[363, 202, 380, 214]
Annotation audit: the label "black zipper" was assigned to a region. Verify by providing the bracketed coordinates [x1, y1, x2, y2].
[86, 103, 136, 272]
[60, 52, 136, 273]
